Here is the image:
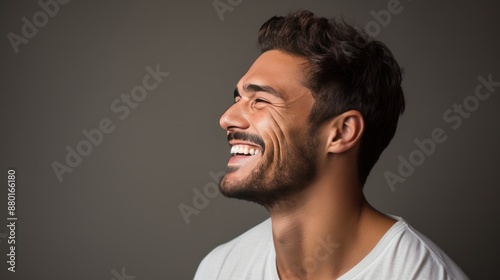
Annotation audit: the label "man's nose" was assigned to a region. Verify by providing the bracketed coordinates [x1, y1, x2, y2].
[219, 102, 250, 131]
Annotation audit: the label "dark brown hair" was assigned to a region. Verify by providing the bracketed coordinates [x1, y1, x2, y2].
[258, 10, 405, 185]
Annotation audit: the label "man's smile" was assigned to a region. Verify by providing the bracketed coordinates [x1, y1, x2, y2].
[227, 143, 263, 167]
[230, 144, 261, 156]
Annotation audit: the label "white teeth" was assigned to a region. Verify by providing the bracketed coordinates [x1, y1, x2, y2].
[231, 146, 238, 154]
[230, 145, 261, 156]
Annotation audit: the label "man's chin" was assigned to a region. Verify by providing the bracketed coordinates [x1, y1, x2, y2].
[221, 164, 255, 189]
[218, 181, 245, 200]
[219, 175, 255, 200]
[218, 176, 276, 208]
[219, 174, 244, 197]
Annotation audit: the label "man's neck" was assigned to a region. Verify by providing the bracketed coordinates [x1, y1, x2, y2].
[270, 172, 396, 279]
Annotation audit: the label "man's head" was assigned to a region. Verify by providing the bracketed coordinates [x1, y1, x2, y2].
[218, 11, 405, 209]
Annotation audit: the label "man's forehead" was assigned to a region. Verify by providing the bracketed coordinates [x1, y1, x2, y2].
[237, 50, 309, 96]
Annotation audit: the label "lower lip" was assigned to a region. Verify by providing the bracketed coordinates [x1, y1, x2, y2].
[228, 154, 260, 166]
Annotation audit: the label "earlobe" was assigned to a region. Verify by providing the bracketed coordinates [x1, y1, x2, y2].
[326, 110, 364, 154]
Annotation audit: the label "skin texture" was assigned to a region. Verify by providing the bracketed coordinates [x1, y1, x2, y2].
[219, 50, 397, 279]
[219, 50, 319, 210]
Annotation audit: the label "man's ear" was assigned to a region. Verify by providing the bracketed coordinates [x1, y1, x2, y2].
[325, 110, 364, 154]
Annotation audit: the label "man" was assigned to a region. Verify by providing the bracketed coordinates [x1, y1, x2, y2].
[195, 11, 468, 280]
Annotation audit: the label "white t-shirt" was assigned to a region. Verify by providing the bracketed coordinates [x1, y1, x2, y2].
[194, 216, 469, 280]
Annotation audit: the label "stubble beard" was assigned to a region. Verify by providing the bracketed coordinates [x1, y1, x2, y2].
[219, 131, 319, 212]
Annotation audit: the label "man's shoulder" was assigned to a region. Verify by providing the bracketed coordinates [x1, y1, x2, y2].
[194, 218, 274, 279]
[344, 217, 469, 280]
[396, 220, 468, 279]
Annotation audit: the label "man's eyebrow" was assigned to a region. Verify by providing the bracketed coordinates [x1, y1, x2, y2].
[241, 84, 285, 100]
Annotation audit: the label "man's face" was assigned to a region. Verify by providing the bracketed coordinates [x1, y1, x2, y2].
[218, 50, 320, 210]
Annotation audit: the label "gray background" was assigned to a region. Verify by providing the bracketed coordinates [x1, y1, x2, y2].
[1, 0, 499, 279]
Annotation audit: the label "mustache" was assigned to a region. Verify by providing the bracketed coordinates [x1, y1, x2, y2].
[227, 131, 265, 150]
